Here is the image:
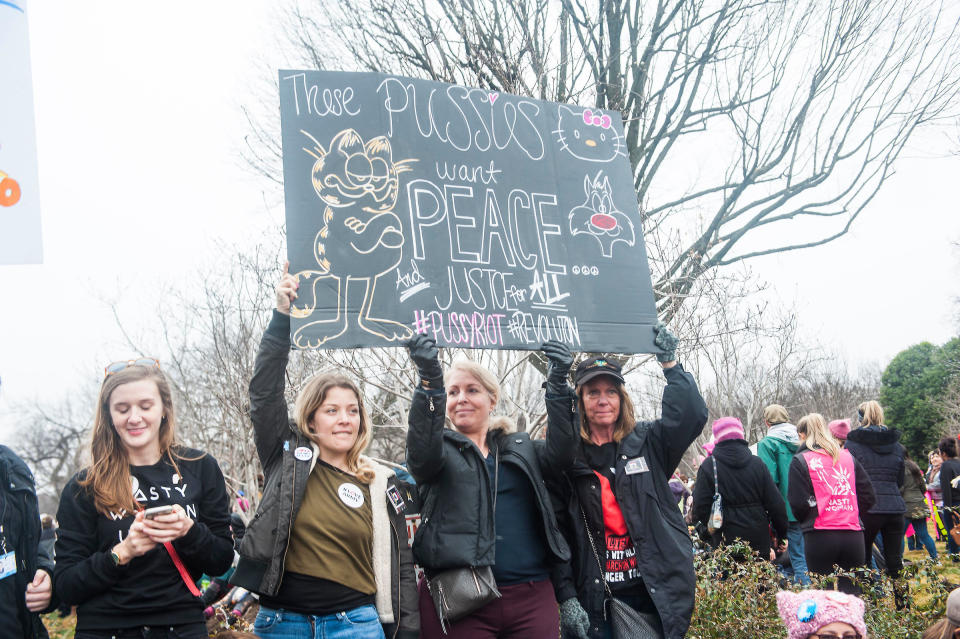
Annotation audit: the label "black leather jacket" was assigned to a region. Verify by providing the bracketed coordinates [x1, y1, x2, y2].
[231, 311, 418, 639]
[405, 385, 576, 573]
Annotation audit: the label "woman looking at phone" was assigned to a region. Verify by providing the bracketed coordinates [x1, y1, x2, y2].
[230, 265, 418, 639]
[54, 359, 234, 639]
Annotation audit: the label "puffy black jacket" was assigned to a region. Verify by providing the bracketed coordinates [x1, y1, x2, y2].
[0, 445, 55, 639]
[844, 426, 906, 515]
[405, 385, 574, 572]
[690, 439, 788, 556]
[549, 364, 708, 639]
[232, 311, 418, 639]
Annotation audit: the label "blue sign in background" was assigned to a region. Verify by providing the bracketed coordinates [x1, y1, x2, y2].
[278, 69, 658, 353]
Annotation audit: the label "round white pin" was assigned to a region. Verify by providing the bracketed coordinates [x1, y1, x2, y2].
[338, 483, 364, 508]
[294, 446, 312, 461]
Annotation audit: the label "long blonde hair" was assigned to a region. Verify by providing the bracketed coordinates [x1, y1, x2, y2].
[79, 365, 190, 516]
[577, 379, 637, 444]
[799, 413, 842, 463]
[294, 373, 374, 483]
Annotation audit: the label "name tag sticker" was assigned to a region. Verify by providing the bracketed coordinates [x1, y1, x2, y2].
[387, 486, 406, 514]
[624, 457, 649, 475]
[0, 551, 16, 580]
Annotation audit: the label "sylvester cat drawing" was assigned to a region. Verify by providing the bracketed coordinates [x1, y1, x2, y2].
[568, 172, 636, 258]
[291, 128, 415, 347]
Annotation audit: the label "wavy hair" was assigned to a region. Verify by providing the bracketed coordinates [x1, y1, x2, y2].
[294, 373, 374, 483]
[577, 379, 637, 444]
[79, 364, 191, 516]
[799, 413, 841, 463]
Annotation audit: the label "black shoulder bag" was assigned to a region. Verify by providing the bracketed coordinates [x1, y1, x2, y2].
[579, 504, 664, 639]
[427, 446, 502, 633]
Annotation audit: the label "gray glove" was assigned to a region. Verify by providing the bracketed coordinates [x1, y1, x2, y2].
[541, 339, 573, 392]
[653, 321, 679, 363]
[559, 597, 590, 639]
[406, 334, 443, 388]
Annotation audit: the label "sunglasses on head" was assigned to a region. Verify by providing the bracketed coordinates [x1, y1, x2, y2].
[104, 358, 160, 378]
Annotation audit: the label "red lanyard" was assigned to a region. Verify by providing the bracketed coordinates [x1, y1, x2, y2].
[136, 504, 201, 597]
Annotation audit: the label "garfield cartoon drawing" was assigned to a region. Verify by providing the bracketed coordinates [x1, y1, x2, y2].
[568, 171, 636, 258]
[291, 128, 415, 347]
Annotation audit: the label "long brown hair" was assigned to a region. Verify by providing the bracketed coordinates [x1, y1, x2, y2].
[293, 373, 374, 483]
[577, 379, 637, 443]
[79, 364, 187, 516]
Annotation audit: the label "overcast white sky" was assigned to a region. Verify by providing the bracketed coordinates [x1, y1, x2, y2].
[1, 1, 959, 439]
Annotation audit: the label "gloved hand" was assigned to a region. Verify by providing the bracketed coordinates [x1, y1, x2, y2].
[406, 334, 444, 389]
[541, 340, 573, 392]
[559, 597, 590, 639]
[653, 321, 679, 363]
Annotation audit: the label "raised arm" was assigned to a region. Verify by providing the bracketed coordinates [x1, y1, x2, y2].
[249, 265, 298, 470]
[405, 335, 447, 482]
[648, 323, 709, 474]
[539, 340, 578, 476]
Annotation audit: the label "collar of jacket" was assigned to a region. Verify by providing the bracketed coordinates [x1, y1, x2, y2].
[569, 421, 654, 477]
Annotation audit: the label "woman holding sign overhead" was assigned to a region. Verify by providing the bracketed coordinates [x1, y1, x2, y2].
[53, 360, 234, 639]
[404, 334, 577, 638]
[231, 264, 418, 639]
[547, 324, 708, 639]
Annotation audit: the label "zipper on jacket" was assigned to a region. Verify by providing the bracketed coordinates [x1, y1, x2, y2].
[429, 395, 435, 412]
[276, 439, 300, 590]
[389, 508, 402, 639]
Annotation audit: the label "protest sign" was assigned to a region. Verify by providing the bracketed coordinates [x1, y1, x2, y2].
[278, 69, 659, 352]
[0, 0, 42, 265]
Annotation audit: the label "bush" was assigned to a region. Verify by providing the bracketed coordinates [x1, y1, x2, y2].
[689, 543, 953, 638]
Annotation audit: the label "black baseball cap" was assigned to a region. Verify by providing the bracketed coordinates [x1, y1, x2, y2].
[574, 357, 625, 386]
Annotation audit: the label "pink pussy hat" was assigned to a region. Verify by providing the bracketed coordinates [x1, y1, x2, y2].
[711, 416, 744, 443]
[829, 419, 851, 441]
[776, 590, 866, 639]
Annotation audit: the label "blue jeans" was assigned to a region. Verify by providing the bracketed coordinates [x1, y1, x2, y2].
[785, 522, 810, 585]
[903, 517, 938, 559]
[253, 605, 386, 639]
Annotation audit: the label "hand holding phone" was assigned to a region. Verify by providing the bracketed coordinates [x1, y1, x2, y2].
[143, 505, 174, 519]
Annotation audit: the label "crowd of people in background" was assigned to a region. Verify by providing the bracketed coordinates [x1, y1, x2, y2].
[3, 265, 960, 639]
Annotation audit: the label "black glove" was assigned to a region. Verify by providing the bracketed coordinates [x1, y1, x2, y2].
[541, 340, 573, 392]
[653, 321, 678, 363]
[559, 597, 590, 639]
[406, 334, 443, 389]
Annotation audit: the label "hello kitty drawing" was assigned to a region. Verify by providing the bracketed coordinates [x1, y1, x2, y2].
[290, 128, 416, 347]
[568, 171, 636, 258]
[553, 105, 627, 163]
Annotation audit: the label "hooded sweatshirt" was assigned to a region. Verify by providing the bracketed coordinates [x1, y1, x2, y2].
[757, 422, 800, 521]
[844, 426, 906, 515]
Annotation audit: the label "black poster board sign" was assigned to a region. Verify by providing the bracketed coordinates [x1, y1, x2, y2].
[279, 70, 659, 352]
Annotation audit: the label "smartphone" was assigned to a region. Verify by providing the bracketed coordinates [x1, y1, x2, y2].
[143, 505, 174, 519]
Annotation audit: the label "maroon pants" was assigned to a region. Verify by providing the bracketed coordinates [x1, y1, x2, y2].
[418, 577, 559, 638]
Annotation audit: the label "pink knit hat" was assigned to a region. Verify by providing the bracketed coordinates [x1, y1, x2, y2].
[712, 417, 744, 443]
[829, 419, 851, 441]
[776, 590, 866, 639]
